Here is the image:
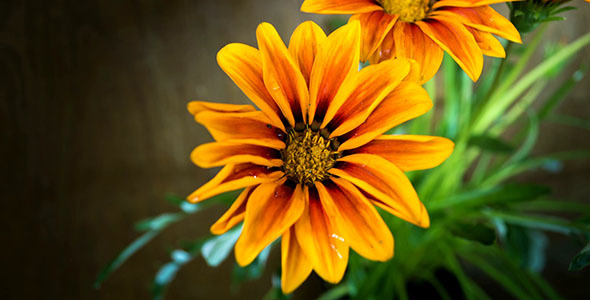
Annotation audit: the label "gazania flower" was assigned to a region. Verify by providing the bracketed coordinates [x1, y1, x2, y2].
[187, 20, 454, 293]
[301, 0, 522, 83]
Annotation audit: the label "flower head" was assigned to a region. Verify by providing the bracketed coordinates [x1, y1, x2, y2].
[188, 21, 454, 293]
[509, 0, 579, 33]
[301, 0, 522, 83]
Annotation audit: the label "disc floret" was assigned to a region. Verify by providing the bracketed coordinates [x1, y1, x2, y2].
[281, 123, 339, 185]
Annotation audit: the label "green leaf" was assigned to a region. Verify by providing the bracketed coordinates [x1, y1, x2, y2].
[317, 285, 351, 300]
[485, 210, 590, 235]
[468, 135, 515, 153]
[430, 183, 550, 211]
[94, 230, 161, 288]
[201, 225, 242, 267]
[538, 68, 585, 121]
[482, 150, 590, 186]
[151, 238, 209, 300]
[94, 190, 242, 288]
[569, 241, 590, 271]
[449, 222, 496, 245]
[232, 244, 272, 291]
[503, 225, 548, 272]
[134, 212, 184, 231]
[473, 32, 590, 133]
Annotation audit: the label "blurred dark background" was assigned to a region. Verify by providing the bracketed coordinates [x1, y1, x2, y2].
[1, 0, 588, 299]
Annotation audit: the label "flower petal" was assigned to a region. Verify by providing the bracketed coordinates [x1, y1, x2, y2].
[257, 22, 309, 125]
[187, 163, 283, 203]
[317, 179, 394, 261]
[295, 187, 349, 283]
[301, 0, 383, 14]
[391, 21, 444, 84]
[325, 59, 410, 136]
[338, 81, 432, 151]
[349, 135, 454, 171]
[467, 27, 505, 58]
[216, 44, 285, 130]
[210, 186, 255, 235]
[281, 227, 313, 294]
[235, 180, 306, 266]
[308, 21, 360, 123]
[416, 17, 483, 81]
[191, 141, 282, 168]
[188, 101, 255, 115]
[434, 6, 521, 43]
[350, 11, 398, 62]
[194, 110, 286, 149]
[433, 0, 520, 10]
[330, 154, 429, 228]
[288, 21, 327, 85]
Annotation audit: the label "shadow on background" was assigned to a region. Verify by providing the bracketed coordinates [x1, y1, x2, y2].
[1, 0, 588, 299]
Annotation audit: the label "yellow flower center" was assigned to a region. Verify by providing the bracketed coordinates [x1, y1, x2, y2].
[281, 123, 339, 186]
[379, 0, 431, 22]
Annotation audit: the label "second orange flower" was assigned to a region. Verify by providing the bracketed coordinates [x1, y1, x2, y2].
[301, 0, 522, 82]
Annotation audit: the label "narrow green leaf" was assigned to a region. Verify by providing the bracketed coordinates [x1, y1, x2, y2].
[201, 225, 242, 267]
[317, 284, 350, 300]
[151, 238, 208, 300]
[548, 114, 590, 131]
[94, 230, 161, 288]
[134, 212, 184, 231]
[232, 244, 272, 291]
[485, 210, 590, 234]
[449, 222, 496, 245]
[473, 32, 590, 133]
[538, 68, 585, 121]
[482, 150, 590, 186]
[504, 111, 539, 166]
[430, 184, 550, 211]
[569, 242, 590, 271]
[468, 135, 515, 153]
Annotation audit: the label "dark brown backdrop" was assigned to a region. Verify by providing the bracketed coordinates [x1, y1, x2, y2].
[1, 0, 589, 299]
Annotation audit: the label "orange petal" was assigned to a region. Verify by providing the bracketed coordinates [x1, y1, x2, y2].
[295, 187, 349, 283]
[434, 6, 521, 43]
[194, 110, 285, 149]
[391, 21, 444, 84]
[217, 44, 285, 131]
[338, 81, 432, 151]
[301, 0, 383, 14]
[433, 0, 521, 10]
[416, 17, 483, 81]
[288, 21, 327, 85]
[188, 101, 255, 115]
[317, 179, 394, 261]
[235, 181, 306, 266]
[367, 24, 394, 64]
[257, 23, 309, 125]
[329, 154, 430, 228]
[210, 186, 255, 235]
[187, 163, 283, 203]
[308, 21, 360, 123]
[467, 27, 505, 58]
[325, 59, 410, 137]
[281, 227, 313, 294]
[191, 141, 282, 168]
[349, 135, 454, 171]
[350, 11, 398, 62]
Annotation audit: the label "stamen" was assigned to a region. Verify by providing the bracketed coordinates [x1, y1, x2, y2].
[281, 123, 339, 185]
[379, 0, 431, 22]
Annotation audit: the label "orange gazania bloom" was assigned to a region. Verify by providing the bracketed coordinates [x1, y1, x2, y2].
[187, 21, 454, 293]
[301, 0, 522, 82]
